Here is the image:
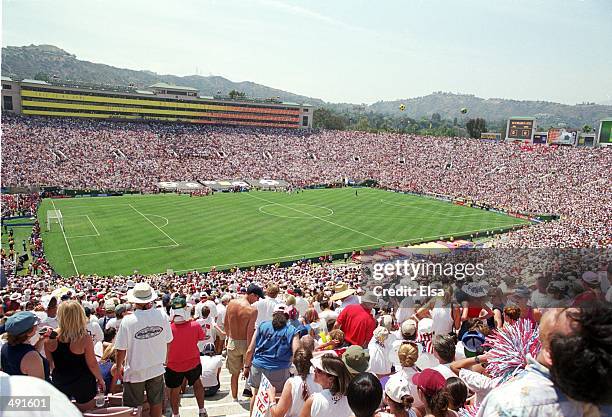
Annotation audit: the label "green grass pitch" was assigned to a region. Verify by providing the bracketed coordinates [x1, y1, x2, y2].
[37, 188, 529, 276]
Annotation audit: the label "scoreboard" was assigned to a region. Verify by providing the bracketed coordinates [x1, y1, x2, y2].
[598, 120, 612, 146]
[506, 118, 536, 142]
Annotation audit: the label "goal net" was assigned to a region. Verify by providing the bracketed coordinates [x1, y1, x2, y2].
[46, 210, 64, 232]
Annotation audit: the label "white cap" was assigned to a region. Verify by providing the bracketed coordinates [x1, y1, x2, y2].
[385, 376, 412, 403]
[418, 318, 434, 335]
[582, 271, 600, 285]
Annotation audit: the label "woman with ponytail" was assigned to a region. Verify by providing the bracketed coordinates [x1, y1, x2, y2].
[267, 348, 322, 417]
[388, 341, 423, 410]
[412, 369, 457, 417]
[380, 375, 420, 417]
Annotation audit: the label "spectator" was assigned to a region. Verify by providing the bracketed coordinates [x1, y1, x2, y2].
[346, 372, 383, 417]
[368, 326, 393, 377]
[412, 368, 456, 417]
[115, 283, 173, 417]
[0, 311, 50, 380]
[300, 353, 353, 417]
[444, 377, 467, 413]
[431, 335, 457, 380]
[334, 291, 377, 347]
[200, 343, 223, 397]
[380, 375, 419, 417]
[477, 305, 611, 416]
[267, 348, 323, 417]
[245, 303, 301, 410]
[224, 283, 261, 400]
[342, 345, 371, 376]
[44, 301, 105, 412]
[255, 284, 280, 327]
[98, 300, 116, 332]
[165, 296, 207, 417]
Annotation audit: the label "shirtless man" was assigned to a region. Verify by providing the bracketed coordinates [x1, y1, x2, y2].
[224, 284, 263, 400]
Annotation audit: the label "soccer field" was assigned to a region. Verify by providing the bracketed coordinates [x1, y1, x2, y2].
[38, 188, 529, 276]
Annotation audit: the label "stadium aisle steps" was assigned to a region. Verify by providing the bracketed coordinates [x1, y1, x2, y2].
[170, 359, 251, 417]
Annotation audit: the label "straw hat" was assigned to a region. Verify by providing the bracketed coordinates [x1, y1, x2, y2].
[329, 282, 356, 301]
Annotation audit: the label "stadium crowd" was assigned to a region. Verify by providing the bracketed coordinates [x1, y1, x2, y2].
[1, 115, 611, 248]
[1, 115, 612, 417]
[0, 264, 611, 417]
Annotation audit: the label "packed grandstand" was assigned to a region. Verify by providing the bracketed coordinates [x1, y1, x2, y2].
[1, 114, 610, 250]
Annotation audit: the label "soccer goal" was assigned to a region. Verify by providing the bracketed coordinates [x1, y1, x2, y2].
[46, 210, 64, 232]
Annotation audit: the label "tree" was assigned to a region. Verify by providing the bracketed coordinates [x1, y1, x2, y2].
[313, 108, 347, 130]
[355, 117, 371, 132]
[582, 125, 593, 133]
[228, 90, 246, 99]
[34, 72, 49, 82]
[466, 118, 487, 138]
[431, 113, 442, 123]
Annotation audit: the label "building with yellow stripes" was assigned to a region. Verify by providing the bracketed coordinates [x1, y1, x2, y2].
[1, 77, 313, 129]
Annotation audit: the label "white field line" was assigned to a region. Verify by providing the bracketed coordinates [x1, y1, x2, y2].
[128, 204, 179, 246]
[247, 192, 386, 243]
[170, 224, 524, 274]
[51, 199, 79, 275]
[143, 214, 169, 228]
[86, 215, 101, 236]
[73, 244, 179, 257]
[64, 215, 101, 238]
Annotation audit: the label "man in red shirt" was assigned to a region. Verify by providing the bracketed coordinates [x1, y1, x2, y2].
[165, 297, 207, 417]
[334, 291, 377, 347]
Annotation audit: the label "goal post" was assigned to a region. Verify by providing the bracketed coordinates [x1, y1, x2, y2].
[47, 210, 64, 232]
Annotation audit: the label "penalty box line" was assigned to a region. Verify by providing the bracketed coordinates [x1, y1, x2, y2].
[128, 204, 180, 247]
[246, 192, 387, 243]
[50, 199, 79, 275]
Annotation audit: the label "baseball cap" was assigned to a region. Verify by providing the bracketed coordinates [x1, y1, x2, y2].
[5, 311, 39, 335]
[342, 345, 370, 374]
[401, 319, 417, 337]
[273, 304, 289, 314]
[411, 369, 446, 396]
[582, 271, 600, 285]
[385, 376, 412, 403]
[246, 284, 265, 299]
[115, 304, 128, 316]
[171, 296, 187, 309]
[461, 331, 486, 357]
[202, 343, 216, 355]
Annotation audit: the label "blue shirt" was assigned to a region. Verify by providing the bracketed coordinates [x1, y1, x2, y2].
[477, 356, 600, 417]
[252, 321, 298, 371]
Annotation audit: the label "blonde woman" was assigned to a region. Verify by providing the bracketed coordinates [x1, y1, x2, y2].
[45, 301, 106, 411]
[388, 342, 424, 411]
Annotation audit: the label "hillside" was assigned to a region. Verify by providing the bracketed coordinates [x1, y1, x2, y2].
[2, 44, 610, 127]
[365, 92, 611, 128]
[1, 44, 324, 105]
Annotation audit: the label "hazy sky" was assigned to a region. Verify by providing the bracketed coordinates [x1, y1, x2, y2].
[2, 0, 611, 104]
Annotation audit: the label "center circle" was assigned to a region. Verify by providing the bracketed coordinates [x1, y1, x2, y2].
[259, 203, 334, 219]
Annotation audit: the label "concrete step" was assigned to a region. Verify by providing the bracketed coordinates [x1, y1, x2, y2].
[165, 359, 254, 417]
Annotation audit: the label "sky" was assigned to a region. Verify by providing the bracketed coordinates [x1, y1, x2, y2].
[2, 0, 611, 105]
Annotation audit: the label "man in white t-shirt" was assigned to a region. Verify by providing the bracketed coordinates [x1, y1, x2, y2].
[196, 293, 218, 321]
[431, 334, 457, 380]
[115, 283, 173, 417]
[254, 284, 280, 327]
[293, 288, 309, 317]
[200, 343, 223, 397]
